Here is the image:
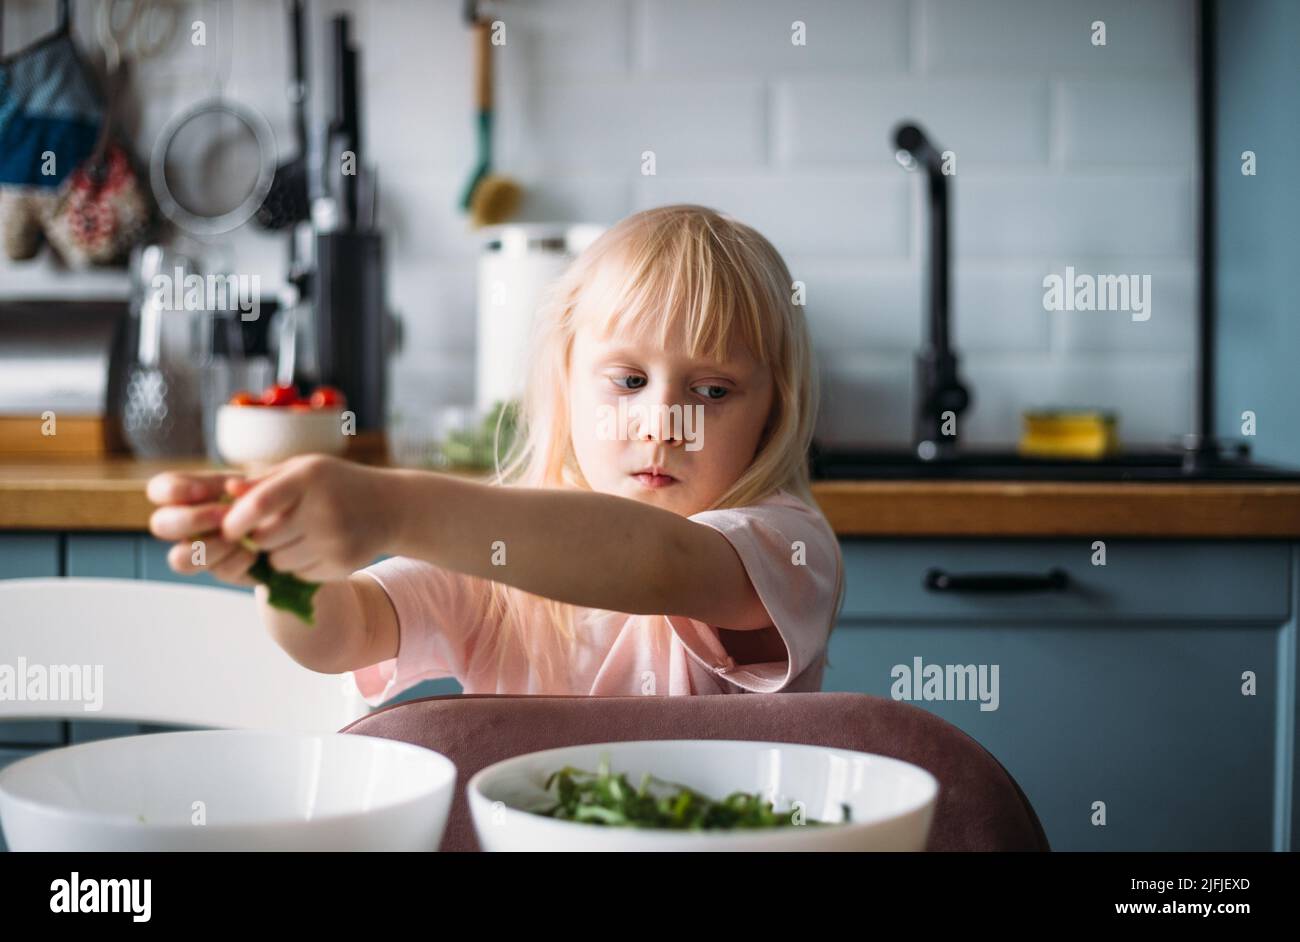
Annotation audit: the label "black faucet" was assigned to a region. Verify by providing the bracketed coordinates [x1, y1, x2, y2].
[893, 123, 971, 460]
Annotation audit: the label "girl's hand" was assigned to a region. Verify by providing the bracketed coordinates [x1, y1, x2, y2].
[216, 454, 396, 583]
[146, 471, 259, 587]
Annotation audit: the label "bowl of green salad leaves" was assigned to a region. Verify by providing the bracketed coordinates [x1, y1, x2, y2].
[467, 740, 938, 851]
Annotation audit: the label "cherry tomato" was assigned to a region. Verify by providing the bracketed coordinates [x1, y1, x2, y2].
[288, 403, 312, 412]
[309, 385, 345, 409]
[228, 390, 258, 406]
[261, 384, 300, 407]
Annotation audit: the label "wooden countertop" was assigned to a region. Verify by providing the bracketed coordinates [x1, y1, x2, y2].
[2, 457, 1300, 537]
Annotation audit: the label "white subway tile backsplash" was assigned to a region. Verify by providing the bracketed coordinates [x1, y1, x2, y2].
[790, 263, 921, 354]
[493, 0, 633, 78]
[0, 0, 1201, 444]
[776, 77, 1050, 167]
[815, 350, 1195, 447]
[955, 174, 1195, 258]
[391, 352, 476, 416]
[362, 0, 469, 79]
[366, 67, 475, 173]
[958, 354, 1196, 446]
[388, 262, 478, 356]
[510, 175, 633, 227]
[378, 172, 485, 262]
[640, 0, 910, 74]
[815, 355, 916, 446]
[799, 265, 1058, 360]
[1060, 79, 1197, 166]
[953, 266, 1053, 353]
[1050, 264, 1196, 354]
[920, 0, 1195, 74]
[633, 175, 911, 258]
[497, 78, 767, 173]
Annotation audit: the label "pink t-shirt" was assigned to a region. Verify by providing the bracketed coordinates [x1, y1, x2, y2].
[348, 488, 843, 702]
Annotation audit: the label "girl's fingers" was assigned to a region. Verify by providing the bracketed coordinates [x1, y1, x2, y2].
[166, 540, 203, 574]
[165, 536, 257, 587]
[268, 539, 319, 576]
[225, 472, 267, 499]
[151, 502, 231, 542]
[167, 535, 240, 574]
[247, 506, 304, 551]
[211, 547, 259, 586]
[220, 472, 302, 544]
[147, 471, 241, 506]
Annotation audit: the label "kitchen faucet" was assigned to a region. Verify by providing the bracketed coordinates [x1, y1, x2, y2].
[894, 123, 971, 460]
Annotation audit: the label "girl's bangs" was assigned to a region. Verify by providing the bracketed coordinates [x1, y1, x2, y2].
[571, 233, 769, 365]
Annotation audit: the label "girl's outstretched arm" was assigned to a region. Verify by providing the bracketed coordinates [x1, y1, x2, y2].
[390, 471, 772, 630]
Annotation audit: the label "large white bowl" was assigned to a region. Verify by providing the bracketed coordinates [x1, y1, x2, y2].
[468, 740, 939, 851]
[0, 730, 456, 851]
[215, 404, 346, 468]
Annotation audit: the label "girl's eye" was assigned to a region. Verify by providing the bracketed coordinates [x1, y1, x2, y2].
[611, 374, 647, 390]
[693, 384, 729, 401]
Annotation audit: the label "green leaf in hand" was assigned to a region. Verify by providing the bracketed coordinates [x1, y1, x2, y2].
[242, 542, 320, 627]
[210, 492, 320, 626]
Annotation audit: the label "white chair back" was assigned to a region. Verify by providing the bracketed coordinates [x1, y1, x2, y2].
[0, 578, 370, 733]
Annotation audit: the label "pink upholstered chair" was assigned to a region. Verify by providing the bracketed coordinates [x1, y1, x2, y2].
[340, 691, 1050, 852]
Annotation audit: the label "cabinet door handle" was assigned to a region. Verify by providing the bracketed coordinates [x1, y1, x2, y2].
[924, 568, 1070, 592]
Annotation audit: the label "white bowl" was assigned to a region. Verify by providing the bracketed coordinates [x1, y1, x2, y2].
[468, 739, 938, 851]
[215, 404, 346, 468]
[0, 730, 456, 851]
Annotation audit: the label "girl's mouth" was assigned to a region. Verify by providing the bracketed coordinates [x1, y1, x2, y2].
[632, 472, 677, 489]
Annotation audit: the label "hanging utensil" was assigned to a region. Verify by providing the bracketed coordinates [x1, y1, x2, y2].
[120, 246, 205, 457]
[255, 0, 311, 230]
[148, 0, 276, 236]
[97, 0, 178, 76]
[458, 3, 521, 228]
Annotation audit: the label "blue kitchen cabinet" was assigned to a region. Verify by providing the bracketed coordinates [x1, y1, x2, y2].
[0, 534, 59, 579]
[138, 534, 252, 593]
[823, 539, 1295, 851]
[66, 534, 139, 579]
[0, 536, 64, 746]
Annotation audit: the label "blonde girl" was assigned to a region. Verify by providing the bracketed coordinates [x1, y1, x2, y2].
[148, 204, 845, 698]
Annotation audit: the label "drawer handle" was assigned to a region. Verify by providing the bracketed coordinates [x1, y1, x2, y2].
[924, 568, 1070, 593]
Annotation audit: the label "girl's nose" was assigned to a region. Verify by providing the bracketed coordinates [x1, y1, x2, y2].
[639, 426, 680, 444]
[634, 406, 683, 444]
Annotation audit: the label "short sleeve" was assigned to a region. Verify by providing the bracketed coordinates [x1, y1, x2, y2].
[677, 490, 843, 693]
[348, 556, 483, 707]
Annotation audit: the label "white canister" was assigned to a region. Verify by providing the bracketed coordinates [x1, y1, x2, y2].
[475, 223, 604, 415]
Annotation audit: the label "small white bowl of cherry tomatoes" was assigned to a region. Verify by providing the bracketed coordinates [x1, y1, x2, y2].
[215, 384, 348, 469]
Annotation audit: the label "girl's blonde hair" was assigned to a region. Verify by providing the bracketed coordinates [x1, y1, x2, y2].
[472, 204, 845, 691]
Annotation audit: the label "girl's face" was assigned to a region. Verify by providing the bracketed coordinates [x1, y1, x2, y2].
[567, 322, 774, 516]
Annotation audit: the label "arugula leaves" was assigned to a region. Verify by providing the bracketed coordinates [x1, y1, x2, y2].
[241, 541, 320, 626]
[201, 493, 320, 626]
[536, 755, 852, 830]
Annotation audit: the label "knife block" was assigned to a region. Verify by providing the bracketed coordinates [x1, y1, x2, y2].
[313, 230, 388, 436]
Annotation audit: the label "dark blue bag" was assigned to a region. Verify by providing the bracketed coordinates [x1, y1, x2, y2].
[0, 21, 104, 187]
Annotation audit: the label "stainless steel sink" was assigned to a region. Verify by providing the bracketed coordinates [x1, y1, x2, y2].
[808, 443, 1300, 482]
